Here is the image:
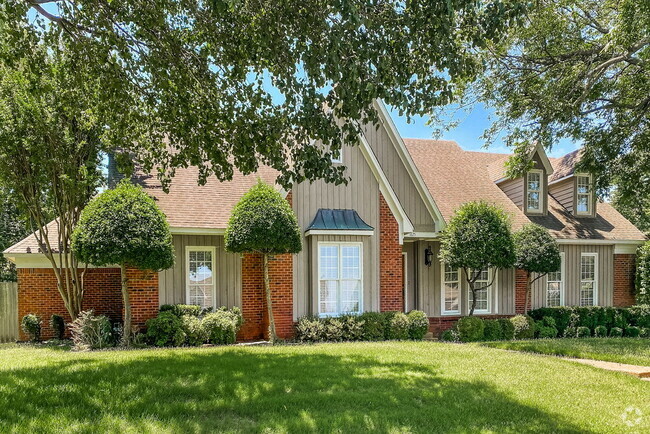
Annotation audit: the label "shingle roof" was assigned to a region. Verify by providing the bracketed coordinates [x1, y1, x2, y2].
[549, 149, 581, 182]
[306, 209, 373, 232]
[3, 220, 60, 255]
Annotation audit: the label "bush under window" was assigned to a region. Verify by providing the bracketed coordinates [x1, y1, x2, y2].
[609, 327, 623, 337]
[511, 315, 535, 339]
[483, 319, 503, 341]
[457, 317, 485, 342]
[594, 325, 608, 337]
[160, 304, 203, 317]
[202, 307, 243, 345]
[625, 326, 641, 338]
[146, 311, 186, 347]
[407, 310, 430, 340]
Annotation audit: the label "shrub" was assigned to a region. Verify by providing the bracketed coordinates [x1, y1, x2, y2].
[529, 306, 650, 335]
[457, 317, 485, 342]
[202, 307, 243, 345]
[563, 326, 577, 338]
[358, 312, 385, 341]
[535, 316, 558, 339]
[636, 242, 650, 304]
[511, 315, 535, 339]
[594, 325, 608, 337]
[483, 320, 503, 341]
[440, 328, 460, 342]
[497, 318, 515, 340]
[49, 315, 65, 340]
[20, 314, 42, 342]
[576, 326, 591, 338]
[160, 304, 202, 317]
[407, 310, 429, 340]
[69, 310, 114, 350]
[609, 327, 623, 337]
[640, 327, 650, 338]
[146, 311, 186, 347]
[339, 315, 364, 341]
[387, 312, 410, 340]
[625, 326, 641, 338]
[321, 317, 345, 342]
[295, 315, 325, 342]
[181, 315, 208, 346]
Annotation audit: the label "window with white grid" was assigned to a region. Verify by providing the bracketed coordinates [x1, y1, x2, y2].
[186, 247, 215, 309]
[527, 170, 543, 212]
[319, 243, 362, 316]
[442, 263, 460, 314]
[580, 253, 598, 306]
[469, 268, 490, 313]
[546, 253, 564, 307]
[576, 174, 592, 215]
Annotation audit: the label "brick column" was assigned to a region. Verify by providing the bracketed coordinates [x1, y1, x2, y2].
[514, 269, 529, 314]
[379, 193, 404, 312]
[125, 267, 159, 331]
[613, 254, 636, 307]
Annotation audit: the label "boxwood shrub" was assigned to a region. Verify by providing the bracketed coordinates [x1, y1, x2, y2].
[483, 319, 503, 341]
[529, 306, 650, 335]
[407, 310, 430, 340]
[641, 328, 650, 338]
[625, 326, 641, 338]
[20, 314, 42, 342]
[499, 318, 515, 340]
[576, 326, 591, 338]
[511, 315, 535, 339]
[594, 325, 608, 337]
[146, 311, 186, 347]
[609, 327, 623, 337]
[457, 317, 485, 342]
[160, 304, 202, 317]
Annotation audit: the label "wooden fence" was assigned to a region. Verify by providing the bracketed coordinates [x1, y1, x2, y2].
[0, 282, 18, 343]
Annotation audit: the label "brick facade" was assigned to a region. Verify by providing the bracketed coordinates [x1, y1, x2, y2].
[379, 193, 404, 312]
[17, 266, 158, 341]
[613, 253, 636, 307]
[429, 314, 514, 337]
[514, 268, 530, 314]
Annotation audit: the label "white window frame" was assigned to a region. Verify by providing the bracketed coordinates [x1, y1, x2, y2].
[441, 263, 461, 315]
[576, 173, 593, 215]
[317, 241, 363, 317]
[331, 148, 343, 164]
[185, 246, 216, 309]
[546, 252, 565, 307]
[468, 268, 492, 314]
[526, 169, 544, 213]
[580, 252, 598, 306]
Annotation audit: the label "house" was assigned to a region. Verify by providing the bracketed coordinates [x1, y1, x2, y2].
[4, 100, 646, 340]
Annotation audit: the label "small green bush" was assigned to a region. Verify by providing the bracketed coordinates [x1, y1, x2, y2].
[295, 315, 326, 342]
[534, 316, 558, 339]
[181, 315, 208, 346]
[160, 304, 202, 317]
[640, 327, 650, 338]
[457, 317, 485, 342]
[563, 326, 577, 338]
[511, 315, 535, 339]
[146, 311, 186, 347]
[202, 307, 243, 345]
[49, 315, 65, 340]
[387, 312, 410, 340]
[358, 312, 386, 341]
[321, 317, 345, 342]
[21, 314, 42, 342]
[576, 326, 591, 338]
[625, 326, 641, 338]
[69, 310, 114, 350]
[407, 310, 429, 340]
[440, 328, 460, 342]
[483, 320, 503, 341]
[339, 314, 364, 341]
[499, 318, 515, 340]
[594, 325, 608, 337]
[609, 327, 623, 337]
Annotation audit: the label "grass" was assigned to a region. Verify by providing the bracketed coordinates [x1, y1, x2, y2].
[0, 341, 648, 433]
[480, 338, 650, 367]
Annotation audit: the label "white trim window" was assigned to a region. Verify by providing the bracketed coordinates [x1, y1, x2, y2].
[526, 169, 543, 213]
[576, 174, 592, 215]
[318, 242, 362, 316]
[546, 253, 565, 307]
[469, 268, 491, 314]
[331, 149, 343, 164]
[441, 263, 460, 315]
[186, 246, 216, 309]
[580, 253, 598, 306]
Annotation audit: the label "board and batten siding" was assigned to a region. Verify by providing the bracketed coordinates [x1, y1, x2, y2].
[362, 123, 436, 232]
[0, 282, 18, 343]
[414, 241, 516, 317]
[292, 144, 380, 319]
[531, 244, 614, 308]
[549, 178, 574, 213]
[158, 234, 242, 308]
[499, 178, 524, 210]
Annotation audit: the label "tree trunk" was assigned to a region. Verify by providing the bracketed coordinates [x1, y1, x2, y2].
[469, 288, 477, 316]
[263, 253, 277, 343]
[524, 271, 531, 313]
[120, 263, 132, 345]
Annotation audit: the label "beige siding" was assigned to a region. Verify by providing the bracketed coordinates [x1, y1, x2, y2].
[363, 123, 436, 232]
[549, 178, 574, 213]
[292, 144, 380, 319]
[403, 242, 417, 311]
[158, 234, 242, 308]
[414, 241, 516, 317]
[0, 282, 18, 343]
[500, 178, 524, 209]
[531, 244, 614, 308]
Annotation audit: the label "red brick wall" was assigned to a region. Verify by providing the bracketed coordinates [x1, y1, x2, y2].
[17, 266, 158, 340]
[613, 253, 636, 307]
[429, 314, 514, 337]
[514, 268, 529, 314]
[379, 193, 404, 312]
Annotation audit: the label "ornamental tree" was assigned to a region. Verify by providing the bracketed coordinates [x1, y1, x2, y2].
[224, 180, 302, 342]
[72, 181, 174, 344]
[513, 224, 561, 312]
[636, 241, 650, 305]
[439, 201, 516, 316]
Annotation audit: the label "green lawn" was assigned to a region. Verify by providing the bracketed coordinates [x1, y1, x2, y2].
[0, 341, 648, 433]
[481, 338, 650, 367]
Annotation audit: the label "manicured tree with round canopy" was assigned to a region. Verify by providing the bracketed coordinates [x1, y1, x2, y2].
[513, 224, 561, 312]
[72, 180, 174, 344]
[439, 201, 516, 316]
[225, 180, 302, 342]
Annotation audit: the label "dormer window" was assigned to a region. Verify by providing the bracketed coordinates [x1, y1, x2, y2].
[576, 174, 592, 215]
[526, 169, 543, 213]
[331, 149, 343, 164]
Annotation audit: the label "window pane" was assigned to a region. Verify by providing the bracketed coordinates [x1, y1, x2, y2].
[319, 246, 339, 279]
[580, 282, 594, 306]
[547, 282, 561, 307]
[445, 282, 459, 312]
[341, 246, 360, 279]
[319, 280, 338, 314]
[528, 172, 540, 191]
[469, 288, 488, 311]
[581, 256, 595, 280]
[188, 249, 214, 309]
[340, 280, 361, 313]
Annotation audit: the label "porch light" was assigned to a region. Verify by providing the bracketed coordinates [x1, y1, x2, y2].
[424, 245, 433, 267]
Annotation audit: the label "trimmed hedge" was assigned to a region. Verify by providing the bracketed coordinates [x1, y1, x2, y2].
[528, 306, 650, 336]
[457, 317, 485, 342]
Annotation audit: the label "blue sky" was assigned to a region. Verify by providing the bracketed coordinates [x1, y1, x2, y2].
[387, 104, 580, 158]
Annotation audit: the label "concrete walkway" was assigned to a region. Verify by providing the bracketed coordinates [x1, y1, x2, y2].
[563, 357, 650, 380]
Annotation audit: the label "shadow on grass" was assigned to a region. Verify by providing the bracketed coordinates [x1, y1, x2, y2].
[0, 347, 585, 432]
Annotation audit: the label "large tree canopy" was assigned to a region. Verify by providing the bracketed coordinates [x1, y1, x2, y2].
[3, 0, 525, 189]
[442, 0, 650, 205]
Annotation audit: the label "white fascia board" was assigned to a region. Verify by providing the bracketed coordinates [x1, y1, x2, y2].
[305, 230, 374, 237]
[374, 99, 446, 230]
[404, 232, 439, 240]
[170, 227, 225, 235]
[6, 253, 118, 269]
[555, 239, 644, 245]
[548, 174, 574, 186]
